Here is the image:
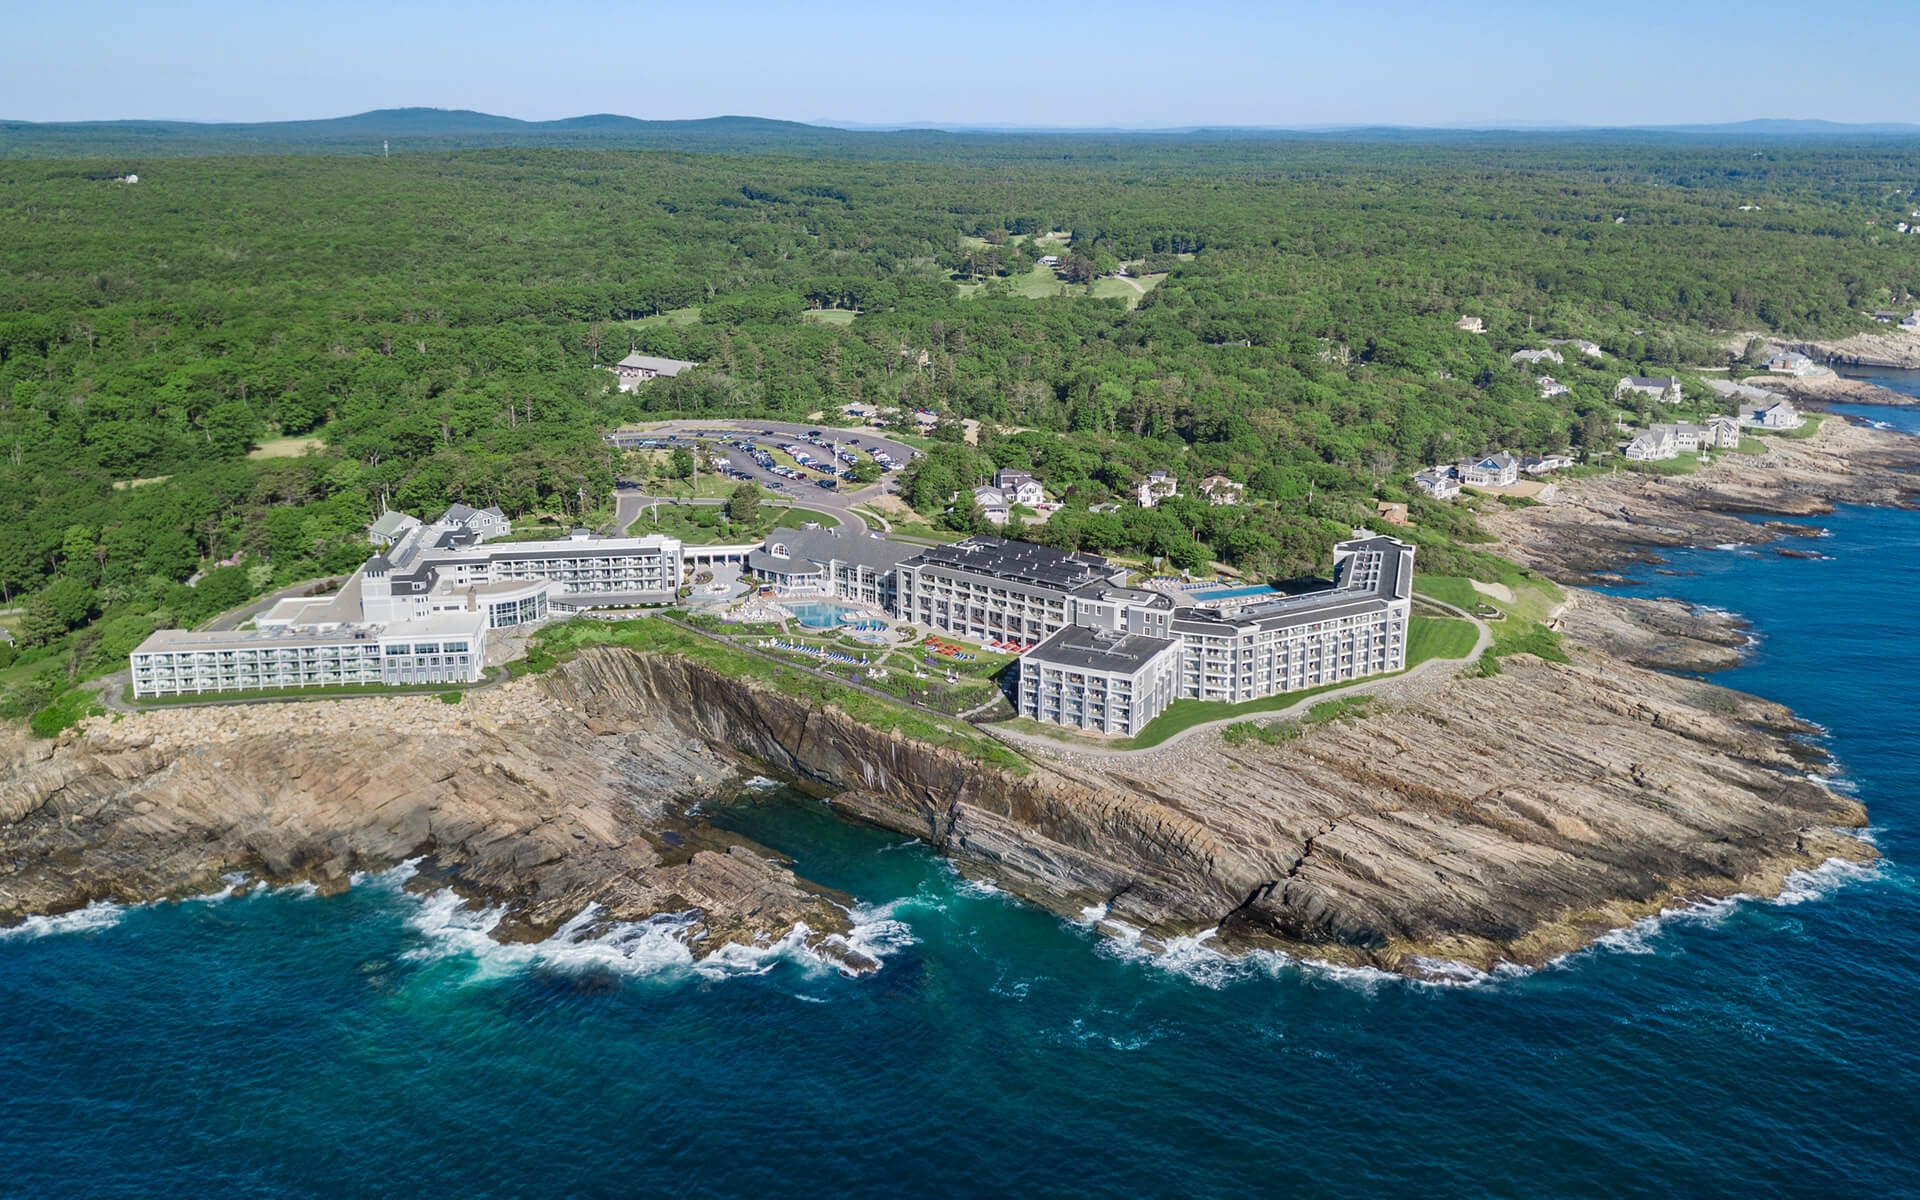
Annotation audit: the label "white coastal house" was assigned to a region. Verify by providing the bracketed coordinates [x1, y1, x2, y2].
[610, 352, 698, 392]
[969, 486, 1012, 525]
[1545, 338, 1603, 358]
[1510, 348, 1564, 367]
[1536, 375, 1570, 398]
[1458, 452, 1520, 488]
[1412, 467, 1461, 499]
[1617, 375, 1684, 405]
[1134, 470, 1180, 508]
[1739, 398, 1804, 430]
[1455, 316, 1486, 333]
[1900, 310, 1920, 331]
[1624, 426, 1680, 461]
[992, 468, 1046, 508]
[1198, 475, 1246, 506]
[1520, 453, 1576, 475]
[1765, 351, 1818, 376]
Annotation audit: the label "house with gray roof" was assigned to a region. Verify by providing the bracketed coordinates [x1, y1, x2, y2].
[366, 510, 422, 547]
[1545, 338, 1603, 358]
[1510, 348, 1564, 367]
[1740, 398, 1804, 430]
[611, 353, 698, 392]
[1616, 375, 1684, 405]
[1458, 452, 1520, 488]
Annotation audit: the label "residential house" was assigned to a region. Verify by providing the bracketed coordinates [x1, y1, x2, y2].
[439, 503, 510, 542]
[1458, 452, 1520, 488]
[1412, 467, 1461, 500]
[367, 510, 423, 547]
[1520, 453, 1576, 475]
[1616, 375, 1684, 405]
[1545, 338, 1604, 358]
[1624, 427, 1679, 461]
[1739, 399, 1804, 430]
[993, 468, 1046, 508]
[1705, 415, 1743, 449]
[610, 353, 697, 392]
[1198, 475, 1245, 506]
[1766, 351, 1818, 376]
[1873, 311, 1900, 323]
[1455, 316, 1486, 333]
[1901, 310, 1920, 331]
[1510, 348, 1564, 367]
[1536, 375, 1570, 398]
[969, 486, 1012, 526]
[1039, 254, 1060, 267]
[1134, 470, 1180, 508]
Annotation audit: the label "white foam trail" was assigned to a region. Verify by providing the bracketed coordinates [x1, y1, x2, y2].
[0, 899, 128, 941]
[1081, 916, 1515, 991]
[1772, 855, 1881, 906]
[1076, 902, 1110, 925]
[186, 872, 250, 903]
[743, 775, 783, 791]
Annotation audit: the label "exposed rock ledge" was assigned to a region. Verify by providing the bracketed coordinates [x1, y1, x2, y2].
[0, 634, 1871, 977]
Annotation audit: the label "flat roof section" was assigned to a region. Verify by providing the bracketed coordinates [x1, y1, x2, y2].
[1025, 624, 1180, 675]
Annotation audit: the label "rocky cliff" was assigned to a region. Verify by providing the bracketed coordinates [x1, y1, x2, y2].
[0, 624, 1874, 978]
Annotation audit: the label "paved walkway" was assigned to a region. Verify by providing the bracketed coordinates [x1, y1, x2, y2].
[981, 600, 1491, 769]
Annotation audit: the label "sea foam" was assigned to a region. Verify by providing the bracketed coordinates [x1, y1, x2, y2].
[0, 900, 129, 941]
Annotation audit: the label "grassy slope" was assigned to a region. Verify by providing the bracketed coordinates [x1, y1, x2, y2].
[523, 617, 1029, 772]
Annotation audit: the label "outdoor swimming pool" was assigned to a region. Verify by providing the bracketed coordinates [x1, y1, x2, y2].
[1193, 584, 1278, 601]
[786, 600, 863, 628]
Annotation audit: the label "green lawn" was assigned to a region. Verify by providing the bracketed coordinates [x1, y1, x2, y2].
[635, 502, 838, 544]
[622, 306, 701, 328]
[1408, 616, 1477, 663]
[1414, 576, 1481, 609]
[801, 308, 858, 326]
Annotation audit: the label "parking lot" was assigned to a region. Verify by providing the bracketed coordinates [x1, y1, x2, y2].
[606, 419, 921, 503]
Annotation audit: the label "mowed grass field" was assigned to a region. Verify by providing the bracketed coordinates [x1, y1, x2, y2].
[623, 306, 702, 328]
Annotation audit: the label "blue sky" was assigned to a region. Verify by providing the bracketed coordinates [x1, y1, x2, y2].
[7, 0, 1909, 127]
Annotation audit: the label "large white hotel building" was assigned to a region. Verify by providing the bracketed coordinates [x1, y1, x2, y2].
[133, 499, 1413, 741]
[891, 534, 1414, 738]
[130, 505, 691, 698]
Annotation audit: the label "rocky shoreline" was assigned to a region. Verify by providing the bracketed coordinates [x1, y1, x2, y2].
[1479, 410, 1919, 586]
[0, 617, 1876, 978]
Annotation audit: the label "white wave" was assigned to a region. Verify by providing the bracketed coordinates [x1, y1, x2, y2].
[1772, 855, 1881, 906]
[1711, 543, 1745, 552]
[1083, 916, 1506, 991]
[743, 775, 783, 791]
[186, 872, 251, 904]
[399, 886, 916, 983]
[1076, 902, 1111, 925]
[0, 899, 129, 941]
[348, 859, 424, 889]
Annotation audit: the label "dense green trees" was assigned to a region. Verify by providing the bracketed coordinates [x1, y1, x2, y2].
[2, 135, 1916, 722]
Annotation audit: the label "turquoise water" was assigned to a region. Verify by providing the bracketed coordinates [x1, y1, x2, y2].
[5, 395, 1920, 1196]
[1194, 584, 1278, 600]
[785, 599, 860, 627]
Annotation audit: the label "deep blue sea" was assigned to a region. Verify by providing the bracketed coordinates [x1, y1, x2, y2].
[5, 389, 1919, 1199]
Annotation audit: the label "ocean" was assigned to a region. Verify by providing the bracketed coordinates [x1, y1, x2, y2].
[4, 385, 1919, 1198]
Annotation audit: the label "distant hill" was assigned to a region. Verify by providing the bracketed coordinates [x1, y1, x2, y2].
[4, 106, 1918, 160]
